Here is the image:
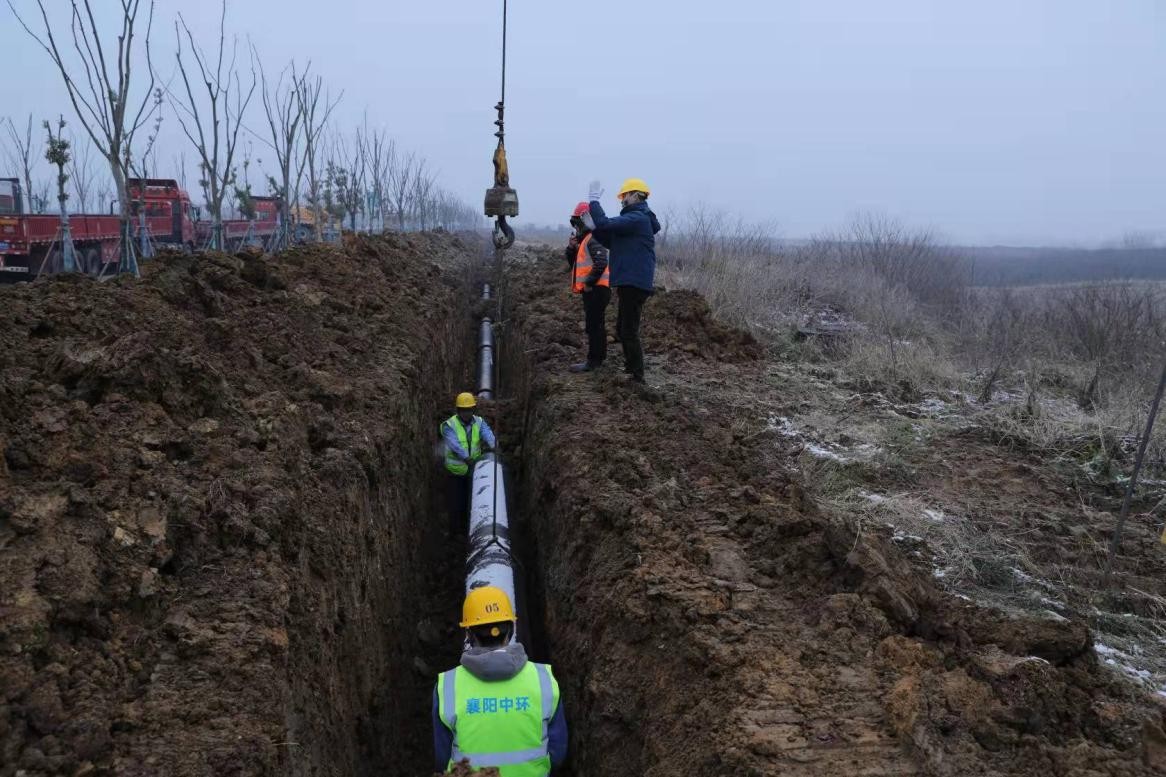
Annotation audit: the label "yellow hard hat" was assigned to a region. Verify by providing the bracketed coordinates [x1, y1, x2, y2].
[460, 585, 516, 629]
[455, 392, 478, 409]
[617, 178, 651, 198]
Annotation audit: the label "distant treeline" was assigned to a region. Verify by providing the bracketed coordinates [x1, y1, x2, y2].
[964, 246, 1166, 287]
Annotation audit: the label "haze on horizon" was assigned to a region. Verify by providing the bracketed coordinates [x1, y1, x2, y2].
[1, 0, 1162, 247]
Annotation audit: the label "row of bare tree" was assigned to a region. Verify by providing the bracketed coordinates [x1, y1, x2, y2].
[4, 0, 479, 264]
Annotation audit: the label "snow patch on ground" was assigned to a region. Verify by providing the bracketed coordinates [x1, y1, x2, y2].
[1095, 643, 1155, 682]
[805, 443, 849, 462]
[769, 416, 799, 438]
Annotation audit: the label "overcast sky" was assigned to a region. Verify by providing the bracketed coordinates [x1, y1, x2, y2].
[2, 0, 1163, 246]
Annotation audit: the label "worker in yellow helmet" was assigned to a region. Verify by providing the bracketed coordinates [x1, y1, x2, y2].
[434, 586, 567, 774]
[586, 178, 661, 384]
[440, 392, 496, 540]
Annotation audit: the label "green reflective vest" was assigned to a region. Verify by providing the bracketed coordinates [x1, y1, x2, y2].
[443, 415, 482, 476]
[437, 661, 560, 777]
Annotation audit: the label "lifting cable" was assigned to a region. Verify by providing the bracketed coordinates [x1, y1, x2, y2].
[484, 0, 513, 547]
[484, 0, 518, 249]
[482, 247, 505, 551]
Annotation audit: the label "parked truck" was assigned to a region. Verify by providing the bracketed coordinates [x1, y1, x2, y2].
[0, 177, 282, 284]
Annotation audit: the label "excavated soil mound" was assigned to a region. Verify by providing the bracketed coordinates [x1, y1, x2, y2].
[503, 257, 1166, 776]
[0, 234, 476, 776]
[516, 251, 761, 368]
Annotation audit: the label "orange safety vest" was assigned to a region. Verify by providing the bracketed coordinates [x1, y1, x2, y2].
[571, 234, 610, 293]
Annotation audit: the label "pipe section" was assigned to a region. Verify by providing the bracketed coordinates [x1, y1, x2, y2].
[466, 454, 515, 612]
[477, 305, 495, 399]
[477, 347, 495, 399]
[464, 277, 522, 644]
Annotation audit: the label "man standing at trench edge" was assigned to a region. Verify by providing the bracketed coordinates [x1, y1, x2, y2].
[587, 178, 661, 384]
[565, 201, 611, 373]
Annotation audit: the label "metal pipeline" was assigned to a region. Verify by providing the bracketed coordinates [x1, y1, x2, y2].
[466, 454, 514, 605]
[463, 277, 524, 643]
[466, 454, 527, 645]
[478, 346, 495, 399]
[477, 307, 495, 399]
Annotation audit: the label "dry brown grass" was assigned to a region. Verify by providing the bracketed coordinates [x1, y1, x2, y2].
[660, 210, 1166, 479]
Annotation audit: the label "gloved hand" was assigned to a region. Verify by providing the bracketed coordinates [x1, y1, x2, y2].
[568, 235, 579, 250]
[587, 180, 604, 202]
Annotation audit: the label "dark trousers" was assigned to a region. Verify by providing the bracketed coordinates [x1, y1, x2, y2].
[581, 286, 611, 366]
[616, 286, 650, 379]
[446, 472, 470, 536]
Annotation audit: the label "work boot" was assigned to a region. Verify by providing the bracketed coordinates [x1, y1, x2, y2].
[569, 362, 595, 373]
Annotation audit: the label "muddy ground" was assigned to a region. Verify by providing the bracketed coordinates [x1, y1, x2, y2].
[502, 250, 1166, 776]
[0, 234, 479, 776]
[2, 235, 1166, 776]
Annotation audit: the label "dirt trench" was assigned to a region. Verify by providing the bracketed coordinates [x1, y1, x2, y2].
[496, 251, 1166, 777]
[4, 235, 1166, 777]
[0, 234, 482, 776]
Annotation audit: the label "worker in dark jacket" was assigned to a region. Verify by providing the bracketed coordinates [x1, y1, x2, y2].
[587, 178, 661, 384]
[434, 586, 567, 775]
[564, 201, 611, 373]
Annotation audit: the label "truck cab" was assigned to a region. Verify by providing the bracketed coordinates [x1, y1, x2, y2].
[126, 178, 197, 249]
[0, 178, 25, 275]
[0, 178, 24, 216]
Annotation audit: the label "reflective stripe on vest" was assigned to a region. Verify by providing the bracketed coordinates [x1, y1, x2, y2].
[443, 416, 482, 476]
[438, 662, 559, 777]
[572, 234, 610, 293]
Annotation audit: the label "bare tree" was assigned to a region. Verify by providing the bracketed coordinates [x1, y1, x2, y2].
[9, 0, 159, 274]
[33, 180, 51, 214]
[1053, 282, 1161, 409]
[67, 130, 96, 213]
[96, 183, 112, 215]
[172, 151, 189, 196]
[165, 1, 256, 249]
[975, 288, 1029, 402]
[387, 150, 416, 232]
[256, 54, 307, 249]
[328, 132, 365, 232]
[294, 75, 341, 241]
[1121, 230, 1160, 250]
[364, 126, 394, 233]
[409, 157, 435, 230]
[2, 115, 36, 211]
[432, 188, 480, 232]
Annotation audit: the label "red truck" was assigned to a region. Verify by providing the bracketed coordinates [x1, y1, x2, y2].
[0, 177, 282, 284]
[196, 194, 281, 251]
